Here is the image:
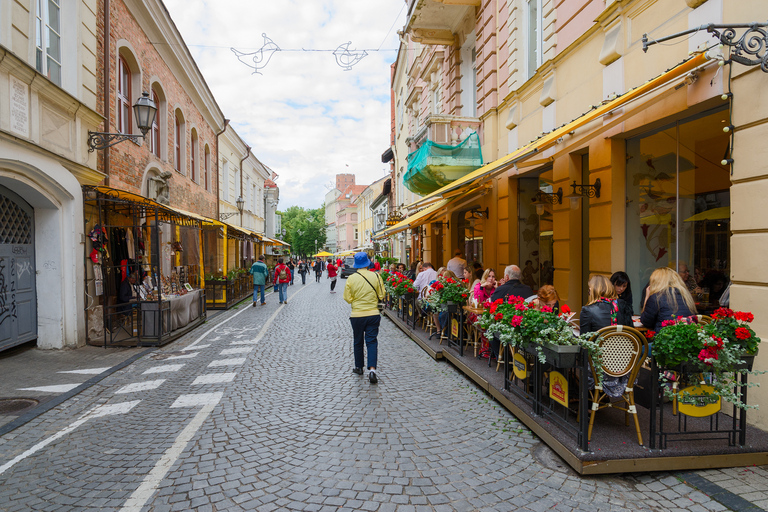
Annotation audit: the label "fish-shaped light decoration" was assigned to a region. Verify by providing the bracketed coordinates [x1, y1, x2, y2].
[231, 33, 281, 75]
[333, 41, 368, 71]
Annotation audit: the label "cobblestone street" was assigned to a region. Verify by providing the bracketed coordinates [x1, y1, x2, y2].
[0, 281, 755, 511]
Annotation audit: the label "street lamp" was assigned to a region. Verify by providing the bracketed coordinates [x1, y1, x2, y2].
[88, 92, 157, 152]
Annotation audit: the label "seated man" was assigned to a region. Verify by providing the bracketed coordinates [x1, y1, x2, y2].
[117, 272, 139, 315]
[413, 262, 437, 293]
[490, 265, 534, 303]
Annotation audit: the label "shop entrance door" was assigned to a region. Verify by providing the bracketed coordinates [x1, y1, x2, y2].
[0, 184, 37, 351]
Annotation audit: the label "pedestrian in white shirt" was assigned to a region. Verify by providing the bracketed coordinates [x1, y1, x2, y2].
[447, 250, 467, 278]
[413, 262, 438, 292]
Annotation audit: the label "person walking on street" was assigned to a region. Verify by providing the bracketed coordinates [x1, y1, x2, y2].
[344, 251, 385, 384]
[274, 258, 292, 304]
[288, 259, 296, 285]
[314, 257, 323, 283]
[297, 260, 308, 285]
[249, 254, 269, 306]
[327, 259, 338, 293]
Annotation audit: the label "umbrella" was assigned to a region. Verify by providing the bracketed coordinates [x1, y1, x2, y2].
[683, 207, 730, 222]
[313, 251, 333, 257]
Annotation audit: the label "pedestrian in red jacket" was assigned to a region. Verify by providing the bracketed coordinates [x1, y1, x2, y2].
[327, 259, 338, 293]
[274, 258, 292, 304]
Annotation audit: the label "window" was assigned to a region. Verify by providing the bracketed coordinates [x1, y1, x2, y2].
[204, 145, 210, 191]
[150, 90, 160, 157]
[245, 176, 250, 210]
[35, 0, 61, 85]
[460, 33, 477, 117]
[354, 228, 358, 241]
[222, 161, 229, 201]
[526, 0, 543, 79]
[174, 116, 181, 172]
[431, 85, 441, 115]
[117, 57, 131, 134]
[252, 185, 257, 215]
[625, 107, 731, 314]
[190, 130, 198, 182]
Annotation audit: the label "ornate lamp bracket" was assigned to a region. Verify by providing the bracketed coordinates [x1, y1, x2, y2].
[87, 132, 144, 152]
[643, 22, 768, 72]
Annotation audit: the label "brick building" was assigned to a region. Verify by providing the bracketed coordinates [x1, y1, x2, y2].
[96, 0, 225, 216]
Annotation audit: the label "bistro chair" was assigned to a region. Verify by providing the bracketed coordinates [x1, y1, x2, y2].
[696, 315, 713, 325]
[587, 325, 648, 446]
[419, 287, 437, 337]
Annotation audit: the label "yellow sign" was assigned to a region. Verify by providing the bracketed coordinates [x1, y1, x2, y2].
[451, 318, 459, 337]
[549, 371, 568, 407]
[513, 351, 527, 380]
[677, 384, 721, 417]
[409, 304, 413, 317]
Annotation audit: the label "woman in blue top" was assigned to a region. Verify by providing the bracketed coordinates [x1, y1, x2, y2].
[641, 267, 697, 333]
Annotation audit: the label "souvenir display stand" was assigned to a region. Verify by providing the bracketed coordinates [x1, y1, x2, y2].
[82, 186, 206, 347]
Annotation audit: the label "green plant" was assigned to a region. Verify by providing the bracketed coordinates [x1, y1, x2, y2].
[705, 308, 760, 354]
[384, 271, 416, 297]
[428, 276, 469, 305]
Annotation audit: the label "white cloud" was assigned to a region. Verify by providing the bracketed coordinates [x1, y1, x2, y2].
[162, 0, 404, 209]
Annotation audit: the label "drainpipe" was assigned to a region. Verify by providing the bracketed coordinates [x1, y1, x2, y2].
[239, 145, 251, 226]
[103, 0, 111, 185]
[215, 119, 230, 221]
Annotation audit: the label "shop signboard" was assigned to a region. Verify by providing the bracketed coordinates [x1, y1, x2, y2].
[549, 371, 568, 407]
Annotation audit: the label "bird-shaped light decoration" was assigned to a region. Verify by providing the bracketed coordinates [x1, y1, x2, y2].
[333, 42, 368, 71]
[231, 33, 281, 75]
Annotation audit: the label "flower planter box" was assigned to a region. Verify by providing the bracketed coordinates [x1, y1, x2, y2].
[446, 301, 459, 314]
[521, 341, 581, 368]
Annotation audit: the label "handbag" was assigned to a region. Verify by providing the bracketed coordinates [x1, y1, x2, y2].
[357, 270, 385, 312]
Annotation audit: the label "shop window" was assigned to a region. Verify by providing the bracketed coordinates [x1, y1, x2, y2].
[625, 106, 731, 315]
[518, 171, 555, 292]
[457, 207, 485, 272]
[35, 0, 62, 85]
[117, 57, 131, 134]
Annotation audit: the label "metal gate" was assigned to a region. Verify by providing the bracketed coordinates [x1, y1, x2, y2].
[0, 184, 37, 351]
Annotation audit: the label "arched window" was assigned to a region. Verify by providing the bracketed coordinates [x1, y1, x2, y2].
[204, 145, 210, 191]
[174, 116, 181, 172]
[117, 56, 131, 134]
[150, 90, 160, 157]
[174, 109, 185, 175]
[190, 129, 198, 182]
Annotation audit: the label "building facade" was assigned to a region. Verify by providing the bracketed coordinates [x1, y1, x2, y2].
[387, 0, 768, 426]
[0, 0, 104, 350]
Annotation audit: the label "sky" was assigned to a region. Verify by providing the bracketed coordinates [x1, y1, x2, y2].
[162, 0, 406, 210]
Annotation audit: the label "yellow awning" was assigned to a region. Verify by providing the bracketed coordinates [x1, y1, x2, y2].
[379, 199, 451, 237]
[408, 52, 709, 209]
[313, 251, 334, 257]
[684, 207, 729, 222]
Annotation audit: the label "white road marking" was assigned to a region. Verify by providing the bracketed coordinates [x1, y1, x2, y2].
[192, 373, 236, 385]
[181, 300, 257, 352]
[18, 384, 80, 393]
[219, 347, 252, 355]
[229, 339, 261, 345]
[115, 380, 166, 394]
[208, 358, 246, 367]
[0, 400, 140, 475]
[165, 352, 199, 360]
[170, 392, 224, 408]
[180, 344, 209, 352]
[120, 400, 219, 512]
[58, 367, 111, 375]
[143, 364, 184, 375]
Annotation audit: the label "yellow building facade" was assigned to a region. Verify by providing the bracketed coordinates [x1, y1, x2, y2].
[390, 0, 768, 427]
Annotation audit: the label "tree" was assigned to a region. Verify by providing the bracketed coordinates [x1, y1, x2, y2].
[277, 205, 327, 257]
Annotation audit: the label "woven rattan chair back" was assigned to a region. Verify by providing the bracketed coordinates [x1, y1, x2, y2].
[592, 325, 647, 379]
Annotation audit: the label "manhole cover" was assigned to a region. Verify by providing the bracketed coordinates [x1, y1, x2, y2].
[0, 398, 39, 415]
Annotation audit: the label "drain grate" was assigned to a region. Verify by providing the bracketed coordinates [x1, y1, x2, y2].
[0, 398, 39, 415]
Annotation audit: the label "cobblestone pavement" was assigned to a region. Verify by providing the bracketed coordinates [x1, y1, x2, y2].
[0, 280, 757, 511]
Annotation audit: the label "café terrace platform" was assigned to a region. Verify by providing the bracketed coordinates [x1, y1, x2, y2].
[383, 308, 768, 475]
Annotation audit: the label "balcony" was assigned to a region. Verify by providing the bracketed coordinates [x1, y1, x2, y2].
[406, 0, 480, 45]
[404, 115, 482, 195]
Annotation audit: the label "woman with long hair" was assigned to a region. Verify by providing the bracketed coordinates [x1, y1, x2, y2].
[579, 275, 633, 334]
[610, 271, 634, 316]
[531, 284, 560, 315]
[641, 267, 697, 332]
[473, 268, 497, 304]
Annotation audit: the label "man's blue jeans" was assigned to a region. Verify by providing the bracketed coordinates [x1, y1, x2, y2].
[253, 284, 265, 304]
[278, 282, 288, 303]
[350, 315, 380, 369]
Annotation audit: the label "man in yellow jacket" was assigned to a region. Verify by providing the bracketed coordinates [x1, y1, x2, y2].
[344, 251, 385, 384]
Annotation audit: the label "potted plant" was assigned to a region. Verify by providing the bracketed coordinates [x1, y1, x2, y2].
[649, 312, 762, 409]
[385, 271, 416, 298]
[431, 277, 469, 313]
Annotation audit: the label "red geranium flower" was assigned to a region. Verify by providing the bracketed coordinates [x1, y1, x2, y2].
[510, 315, 523, 327]
[494, 313, 503, 321]
[735, 327, 751, 340]
[561, 304, 571, 314]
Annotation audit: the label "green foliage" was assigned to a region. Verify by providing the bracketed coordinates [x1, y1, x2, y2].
[278, 205, 327, 257]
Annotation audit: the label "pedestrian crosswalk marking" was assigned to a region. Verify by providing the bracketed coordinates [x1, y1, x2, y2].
[58, 367, 111, 375]
[192, 373, 236, 385]
[208, 358, 246, 367]
[143, 364, 184, 375]
[219, 347, 252, 355]
[165, 352, 199, 360]
[181, 344, 209, 351]
[18, 384, 80, 393]
[171, 392, 223, 408]
[229, 339, 260, 345]
[0, 400, 140, 476]
[115, 380, 166, 394]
